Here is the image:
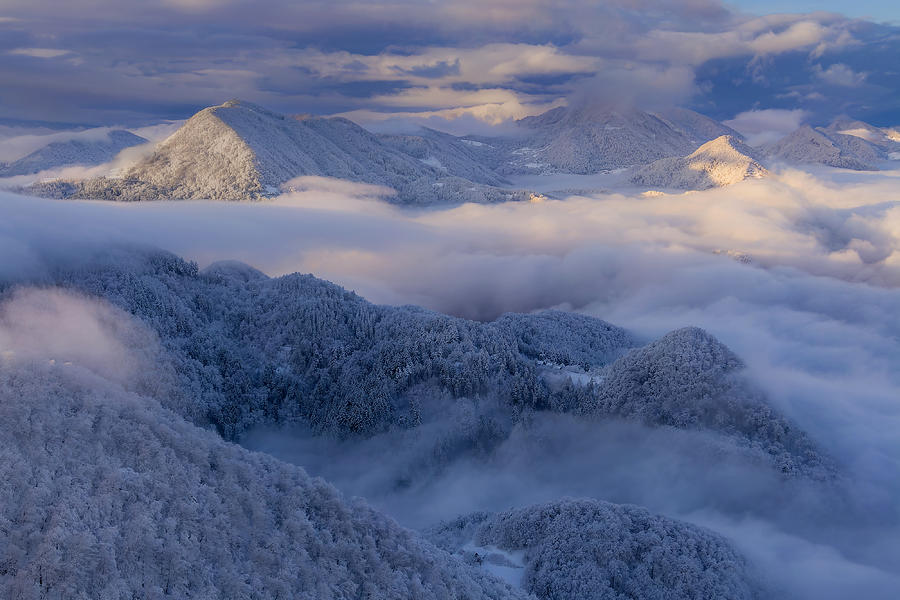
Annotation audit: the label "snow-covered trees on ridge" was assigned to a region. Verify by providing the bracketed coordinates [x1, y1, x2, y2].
[0, 245, 842, 598]
[0, 244, 830, 478]
[427, 498, 758, 600]
[0, 310, 529, 599]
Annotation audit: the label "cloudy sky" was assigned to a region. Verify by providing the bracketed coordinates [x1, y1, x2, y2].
[1, 0, 898, 130]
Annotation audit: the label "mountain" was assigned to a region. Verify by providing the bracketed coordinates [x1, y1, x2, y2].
[656, 107, 744, 145]
[0, 289, 528, 600]
[0, 129, 146, 177]
[761, 123, 895, 170]
[16, 245, 831, 478]
[427, 499, 759, 600]
[583, 326, 831, 477]
[0, 245, 841, 597]
[493, 104, 739, 175]
[28, 100, 528, 205]
[823, 118, 900, 151]
[630, 135, 768, 190]
[378, 126, 511, 187]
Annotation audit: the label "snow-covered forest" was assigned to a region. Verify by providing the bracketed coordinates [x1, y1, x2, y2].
[3, 1, 900, 596]
[2, 233, 897, 598]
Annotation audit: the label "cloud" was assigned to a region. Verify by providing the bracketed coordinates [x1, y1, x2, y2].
[7, 47, 72, 59]
[0, 126, 131, 162]
[814, 62, 868, 86]
[724, 108, 809, 145]
[568, 64, 698, 110]
[0, 0, 894, 128]
[0, 287, 162, 388]
[630, 17, 847, 66]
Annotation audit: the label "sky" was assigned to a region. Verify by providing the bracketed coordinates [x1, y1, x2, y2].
[732, 1, 900, 23]
[0, 1, 899, 131]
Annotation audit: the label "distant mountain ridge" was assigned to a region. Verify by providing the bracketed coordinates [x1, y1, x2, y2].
[0, 129, 146, 177]
[493, 104, 741, 175]
[761, 120, 900, 170]
[22, 99, 896, 203]
[29, 100, 529, 205]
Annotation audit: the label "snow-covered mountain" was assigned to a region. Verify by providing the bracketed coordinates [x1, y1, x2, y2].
[494, 104, 739, 175]
[378, 126, 510, 187]
[823, 118, 900, 150]
[0, 244, 847, 597]
[761, 122, 899, 170]
[656, 107, 744, 145]
[428, 499, 758, 599]
[630, 135, 768, 190]
[0, 129, 146, 177]
[15, 245, 831, 478]
[0, 290, 528, 600]
[28, 100, 528, 204]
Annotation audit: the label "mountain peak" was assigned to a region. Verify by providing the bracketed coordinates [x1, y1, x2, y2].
[26, 100, 530, 204]
[631, 134, 767, 190]
[690, 135, 761, 161]
[506, 104, 739, 175]
[762, 124, 884, 170]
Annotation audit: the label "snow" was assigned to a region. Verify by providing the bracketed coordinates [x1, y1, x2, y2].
[28, 100, 530, 205]
[0, 129, 146, 177]
[0, 291, 529, 599]
[420, 155, 446, 170]
[461, 541, 526, 587]
[762, 120, 900, 171]
[631, 135, 768, 190]
[497, 104, 740, 176]
[428, 499, 759, 600]
[838, 128, 881, 142]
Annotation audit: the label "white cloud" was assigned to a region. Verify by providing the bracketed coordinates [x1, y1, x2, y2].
[632, 18, 850, 65]
[8, 47, 72, 59]
[814, 62, 868, 86]
[724, 108, 809, 145]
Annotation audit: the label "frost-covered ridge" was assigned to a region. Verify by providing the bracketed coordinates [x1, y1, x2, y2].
[495, 104, 740, 175]
[7, 245, 834, 477]
[761, 120, 900, 170]
[0, 129, 146, 177]
[27, 100, 530, 204]
[0, 312, 529, 600]
[427, 499, 760, 600]
[630, 135, 768, 190]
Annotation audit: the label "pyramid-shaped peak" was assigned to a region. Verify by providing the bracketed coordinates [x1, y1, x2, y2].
[690, 135, 759, 160]
[220, 98, 265, 110]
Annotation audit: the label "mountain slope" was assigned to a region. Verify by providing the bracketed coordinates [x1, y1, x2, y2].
[655, 107, 744, 146]
[823, 118, 900, 152]
[583, 327, 831, 478]
[28, 100, 528, 205]
[427, 499, 759, 600]
[0, 289, 529, 600]
[495, 105, 736, 175]
[378, 127, 511, 187]
[630, 135, 768, 190]
[11, 245, 832, 478]
[762, 125, 885, 170]
[0, 129, 146, 177]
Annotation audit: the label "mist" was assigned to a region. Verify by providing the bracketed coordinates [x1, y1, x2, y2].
[2, 168, 900, 598]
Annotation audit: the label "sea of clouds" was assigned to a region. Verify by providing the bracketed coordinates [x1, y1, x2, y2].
[2, 168, 900, 598]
